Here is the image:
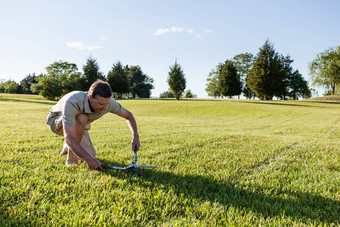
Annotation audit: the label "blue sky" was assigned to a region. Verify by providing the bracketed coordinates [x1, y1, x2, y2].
[1, 0, 339, 97]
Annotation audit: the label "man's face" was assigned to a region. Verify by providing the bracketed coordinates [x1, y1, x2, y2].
[89, 95, 111, 113]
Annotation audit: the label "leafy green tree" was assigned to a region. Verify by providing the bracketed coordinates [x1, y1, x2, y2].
[159, 89, 175, 98]
[5, 81, 19, 93]
[232, 53, 254, 98]
[184, 90, 197, 98]
[288, 70, 311, 99]
[0, 82, 5, 93]
[309, 46, 340, 95]
[205, 64, 222, 98]
[232, 53, 254, 78]
[31, 75, 62, 100]
[47, 61, 81, 95]
[32, 61, 81, 100]
[80, 57, 105, 91]
[20, 73, 38, 94]
[167, 61, 186, 100]
[218, 60, 242, 98]
[0, 80, 20, 93]
[126, 65, 154, 98]
[107, 61, 130, 98]
[247, 40, 288, 100]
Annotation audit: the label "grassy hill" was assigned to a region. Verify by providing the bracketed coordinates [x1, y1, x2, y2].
[0, 94, 339, 225]
[307, 94, 340, 102]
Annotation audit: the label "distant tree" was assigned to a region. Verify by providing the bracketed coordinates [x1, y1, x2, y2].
[0, 80, 20, 93]
[107, 61, 130, 98]
[218, 60, 242, 98]
[184, 90, 197, 98]
[288, 70, 311, 99]
[309, 46, 340, 95]
[159, 89, 175, 98]
[243, 84, 255, 99]
[276, 55, 294, 100]
[205, 64, 222, 98]
[126, 65, 154, 98]
[247, 40, 288, 100]
[6, 81, 19, 94]
[167, 60, 186, 100]
[5, 81, 17, 93]
[80, 56, 105, 91]
[232, 53, 254, 79]
[20, 73, 38, 94]
[31, 75, 62, 100]
[232, 53, 255, 99]
[32, 61, 81, 100]
[47, 61, 81, 95]
[0, 82, 5, 93]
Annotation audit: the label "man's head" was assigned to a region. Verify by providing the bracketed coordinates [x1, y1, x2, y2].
[88, 80, 112, 112]
[88, 80, 112, 99]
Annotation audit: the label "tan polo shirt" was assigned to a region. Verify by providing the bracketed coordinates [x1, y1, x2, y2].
[50, 91, 123, 127]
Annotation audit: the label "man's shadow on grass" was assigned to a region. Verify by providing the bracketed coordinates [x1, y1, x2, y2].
[99, 159, 339, 224]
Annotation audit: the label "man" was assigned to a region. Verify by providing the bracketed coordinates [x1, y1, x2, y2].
[46, 80, 140, 170]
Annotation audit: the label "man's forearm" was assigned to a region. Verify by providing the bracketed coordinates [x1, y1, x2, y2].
[118, 108, 140, 150]
[65, 135, 95, 162]
[126, 117, 138, 135]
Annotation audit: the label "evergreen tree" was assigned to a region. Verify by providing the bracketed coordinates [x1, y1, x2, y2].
[167, 61, 186, 100]
[80, 57, 105, 91]
[243, 84, 255, 99]
[288, 70, 311, 99]
[107, 61, 130, 98]
[126, 65, 154, 98]
[247, 40, 288, 100]
[218, 60, 242, 98]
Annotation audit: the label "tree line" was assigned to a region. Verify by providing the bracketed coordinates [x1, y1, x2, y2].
[206, 40, 311, 100]
[0, 57, 196, 101]
[206, 41, 340, 100]
[0, 57, 154, 100]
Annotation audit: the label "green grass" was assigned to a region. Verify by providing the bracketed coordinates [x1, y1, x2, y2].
[309, 94, 340, 102]
[0, 94, 339, 226]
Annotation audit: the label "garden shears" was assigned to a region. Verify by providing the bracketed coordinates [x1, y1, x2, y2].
[101, 149, 157, 176]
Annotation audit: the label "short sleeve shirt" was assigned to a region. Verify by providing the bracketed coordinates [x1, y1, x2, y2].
[50, 91, 123, 127]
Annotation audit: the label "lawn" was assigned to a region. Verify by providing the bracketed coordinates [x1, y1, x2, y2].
[0, 94, 339, 226]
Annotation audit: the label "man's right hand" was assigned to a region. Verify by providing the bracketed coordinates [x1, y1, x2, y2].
[86, 158, 103, 170]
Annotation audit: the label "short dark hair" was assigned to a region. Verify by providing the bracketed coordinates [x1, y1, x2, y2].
[88, 80, 112, 98]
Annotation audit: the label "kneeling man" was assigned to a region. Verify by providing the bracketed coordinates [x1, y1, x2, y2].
[46, 80, 140, 170]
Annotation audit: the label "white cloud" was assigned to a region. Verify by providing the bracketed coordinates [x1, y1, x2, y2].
[153, 27, 212, 39]
[187, 29, 194, 34]
[99, 36, 110, 40]
[154, 27, 184, 36]
[66, 41, 101, 50]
